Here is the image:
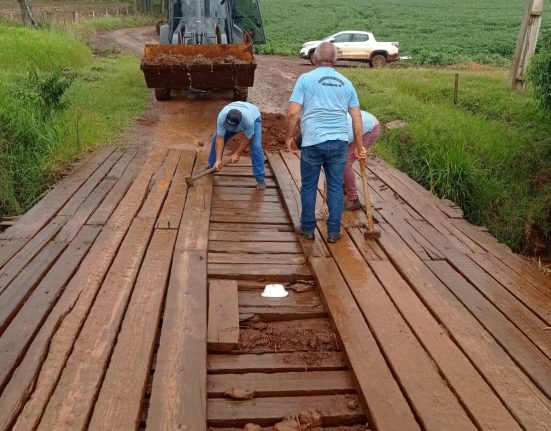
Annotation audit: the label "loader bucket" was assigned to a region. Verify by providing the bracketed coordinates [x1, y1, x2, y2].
[140, 44, 256, 92]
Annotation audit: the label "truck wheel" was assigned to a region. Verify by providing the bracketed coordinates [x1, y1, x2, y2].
[308, 50, 316, 65]
[234, 87, 248, 101]
[371, 54, 387, 68]
[154, 88, 171, 101]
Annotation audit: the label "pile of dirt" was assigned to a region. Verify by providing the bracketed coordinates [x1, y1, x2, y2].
[225, 113, 291, 155]
[144, 53, 251, 66]
[239, 320, 339, 353]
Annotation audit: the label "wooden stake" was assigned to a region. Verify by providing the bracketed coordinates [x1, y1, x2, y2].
[454, 73, 459, 105]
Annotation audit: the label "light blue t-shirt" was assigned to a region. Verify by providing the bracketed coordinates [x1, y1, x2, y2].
[347, 111, 378, 143]
[289, 67, 359, 147]
[216, 101, 261, 139]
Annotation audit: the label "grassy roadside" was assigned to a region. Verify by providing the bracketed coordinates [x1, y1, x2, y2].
[0, 19, 149, 216]
[344, 66, 551, 252]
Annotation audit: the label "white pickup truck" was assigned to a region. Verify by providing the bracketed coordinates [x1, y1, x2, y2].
[299, 31, 400, 68]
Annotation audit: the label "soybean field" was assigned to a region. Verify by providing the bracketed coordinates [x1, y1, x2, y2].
[257, 0, 551, 65]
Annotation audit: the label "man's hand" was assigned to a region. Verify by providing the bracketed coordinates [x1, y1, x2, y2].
[286, 137, 299, 154]
[355, 146, 367, 161]
[231, 152, 241, 164]
[214, 159, 222, 171]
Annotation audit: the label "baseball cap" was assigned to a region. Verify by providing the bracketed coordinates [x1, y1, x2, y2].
[224, 109, 242, 132]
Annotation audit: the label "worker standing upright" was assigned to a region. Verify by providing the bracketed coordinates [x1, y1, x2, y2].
[285, 42, 365, 243]
[206, 101, 266, 190]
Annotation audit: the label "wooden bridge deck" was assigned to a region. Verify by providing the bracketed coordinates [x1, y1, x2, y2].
[0, 141, 549, 430]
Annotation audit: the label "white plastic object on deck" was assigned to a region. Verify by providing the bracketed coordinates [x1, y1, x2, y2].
[261, 284, 288, 298]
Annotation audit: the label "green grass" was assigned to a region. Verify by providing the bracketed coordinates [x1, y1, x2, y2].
[0, 22, 148, 216]
[257, 0, 551, 65]
[343, 66, 551, 251]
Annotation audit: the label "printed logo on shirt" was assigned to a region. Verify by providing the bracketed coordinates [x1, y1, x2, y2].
[318, 76, 344, 87]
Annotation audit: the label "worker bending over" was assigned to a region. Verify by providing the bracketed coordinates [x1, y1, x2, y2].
[343, 110, 380, 210]
[207, 101, 266, 190]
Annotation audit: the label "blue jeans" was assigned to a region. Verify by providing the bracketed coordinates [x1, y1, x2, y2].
[300, 140, 347, 237]
[207, 117, 265, 180]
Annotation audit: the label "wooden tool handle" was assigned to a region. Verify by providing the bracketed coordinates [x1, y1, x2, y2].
[359, 159, 375, 232]
[193, 157, 232, 181]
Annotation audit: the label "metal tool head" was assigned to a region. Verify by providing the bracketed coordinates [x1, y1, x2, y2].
[185, 175, 194, 186]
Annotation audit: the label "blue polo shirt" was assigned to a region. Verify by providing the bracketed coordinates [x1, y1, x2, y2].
[289, 66, 359, 147]
[216, 102, 261, 139]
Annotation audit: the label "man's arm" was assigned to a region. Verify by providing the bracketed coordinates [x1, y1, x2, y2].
[349, 106, 366, 160]
[231, 137, 251, 163]
[214, 135, 225, 171]
[285, 102, 302, 154]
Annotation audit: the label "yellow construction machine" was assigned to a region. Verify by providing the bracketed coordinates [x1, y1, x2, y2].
[141, 0, 265, 101]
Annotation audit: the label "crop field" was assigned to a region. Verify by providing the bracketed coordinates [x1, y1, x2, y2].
[257, 0, 551, 64]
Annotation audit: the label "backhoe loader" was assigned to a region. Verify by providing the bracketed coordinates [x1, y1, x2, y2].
[141, 0, 265, 101]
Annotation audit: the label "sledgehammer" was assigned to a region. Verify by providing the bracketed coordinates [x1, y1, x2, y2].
[185, 158, 231, 186]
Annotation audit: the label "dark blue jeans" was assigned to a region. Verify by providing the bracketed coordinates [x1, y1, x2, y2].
[207, 117, 265, 180]
[300, 140, 347, 237]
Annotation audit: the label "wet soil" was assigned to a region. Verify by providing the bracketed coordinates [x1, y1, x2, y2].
[143, 53, 251, 66]
[225, 113, 288, 155]
[239, 320, 339, 354]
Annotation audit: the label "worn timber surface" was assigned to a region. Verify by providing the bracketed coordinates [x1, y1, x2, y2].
[0, 129, 550, 430]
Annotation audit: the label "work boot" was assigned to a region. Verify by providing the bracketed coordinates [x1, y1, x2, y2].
[256, 179, 266, 190]
[296, 226, 314, 240]
[327, 232, 341, 243]
[344, 198, 362, 211]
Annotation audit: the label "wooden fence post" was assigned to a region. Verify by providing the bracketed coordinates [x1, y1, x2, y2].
[454, 74, 459, 105]
[508, 0, 545, 90]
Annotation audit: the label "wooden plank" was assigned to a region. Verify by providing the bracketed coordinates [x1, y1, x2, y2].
[0, 145, 114, 241]
[240, 307, 326, 322]
[239, 290, 322, 308]
[36, 149, 181, 431]
[213, 176, 277, 188]
[310, 257, 420, 431]
[427, 260, 551, 399]
[87, 146, 147, 226]
[376, 223, 551, 430]
[450, 218, 551, 298]
[211, 207, 288, 218]
[210, 213, 286, 225]
[214, 186, 279, 196]
[0, 241, 67, 336]
[208, 279, 240, 352]
[209, 230, 297, 242]
[0, 240, 27, 271]
[147, 152, 212, 431]
[54, 177, 116, 242]
[409, 218, 551, 357]
[209, 252, 305, 265]
[208, 370, 354, 397]
[210, 222, 292, 232]
[208, 263, 312, 282]
[214, 192, 281, 203]
[57, 149, 123, 217]
[212, 200, 285, 211]
[209, 241, 302, 254]
[1, 149, 168, 431]
[156, 149, 196, 229]
[367, 259, 523, 430]
[267, 153, 330, 258]
[35, 218, 156, 431]
[216, 166, 273, 177]
[320, 233, 478, 430]
[88, 229, 177, 431]
[0, 215, 67, 293]
[0, 225, 100, 392]
[207, 352, 347, 374]
[207, 394, 365, 427]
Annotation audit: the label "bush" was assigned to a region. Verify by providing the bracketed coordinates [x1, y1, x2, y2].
[528, 48, 551, 110]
